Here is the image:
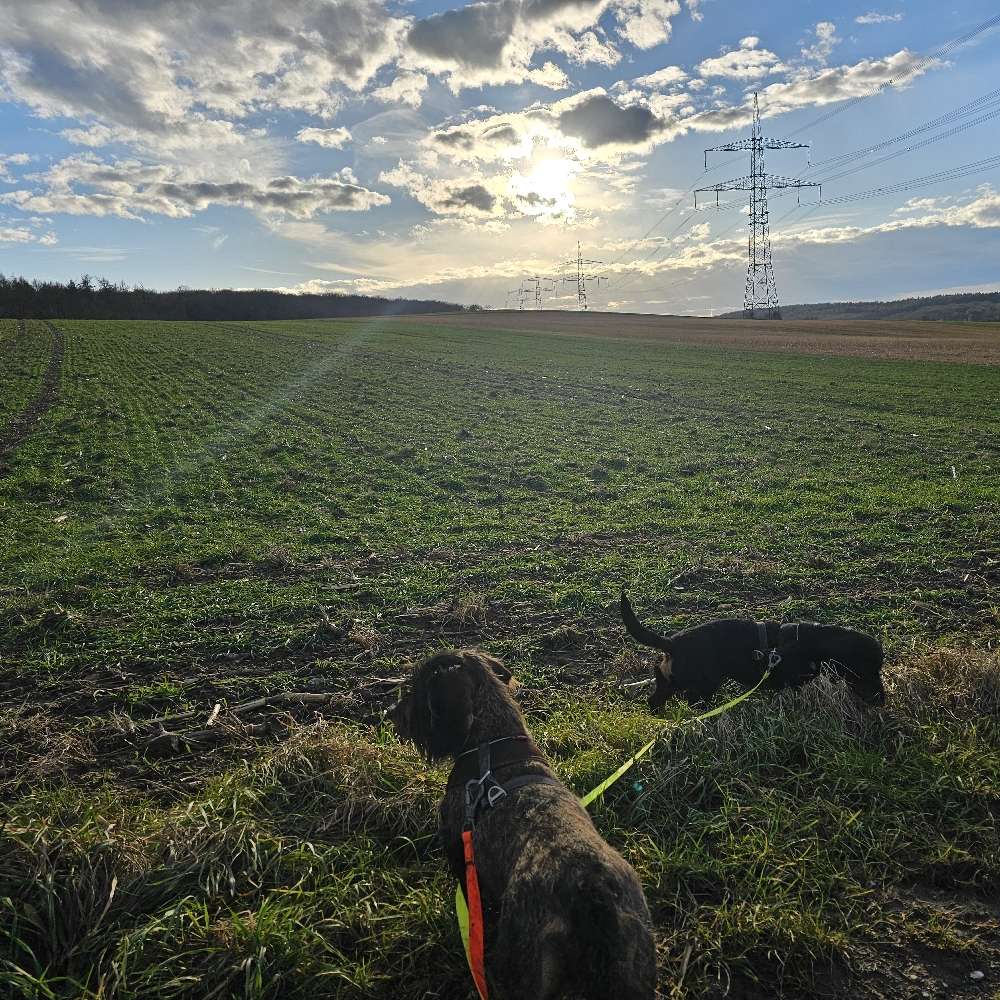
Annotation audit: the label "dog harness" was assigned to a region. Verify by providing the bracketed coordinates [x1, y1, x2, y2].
[753, 621, 785, 670]
[454, 736, 562, 1000]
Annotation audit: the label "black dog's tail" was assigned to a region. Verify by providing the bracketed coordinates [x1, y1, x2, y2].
[620, 591, 671, 651]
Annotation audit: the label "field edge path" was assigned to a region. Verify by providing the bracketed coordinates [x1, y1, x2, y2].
[0, 319, 65, 464]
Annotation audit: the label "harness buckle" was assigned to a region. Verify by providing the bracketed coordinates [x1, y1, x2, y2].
[768, 649, 782, 669]
[465, 772, 508, 827]
[486, 783, 507, 808]
[464, 777, 486, 828]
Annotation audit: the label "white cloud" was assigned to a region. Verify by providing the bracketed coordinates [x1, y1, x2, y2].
[686, 0, 704, 22]
[620, 65, 688, 90]
[2, 155, 390, 222]
[372, 72, 429, 108]
[379, 161, 505, 217]
[605, 187, 1000, 284]
[0, 153, 32, 182]
[759, 48, 938, 118]
[557, 30, 621, 67]
[401, 0, 686, 91]
[801, 21, 840, 64]
[772, 186, 1000, 249]
[426, 87, 676, 174]
[0, 0, 407, 152]
[614, 0, 681, 49]
[296, 127, 353, 149]
[0, 225, 56, 245]
[855, 12, 903, 25]
[697, 36, 786, 80]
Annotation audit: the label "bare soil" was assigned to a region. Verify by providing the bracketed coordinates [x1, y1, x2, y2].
[404, 311, 1000, 364]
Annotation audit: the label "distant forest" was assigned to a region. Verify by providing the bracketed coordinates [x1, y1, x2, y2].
[0, 274, 472, 321]
[723, 291, 1000, 322]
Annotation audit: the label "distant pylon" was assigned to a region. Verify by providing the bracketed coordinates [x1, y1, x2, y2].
[695, 93, 820, 320]
[523, 276, 543, 310]
[560, 242, 605, 310]
[517, 275, 559, 309]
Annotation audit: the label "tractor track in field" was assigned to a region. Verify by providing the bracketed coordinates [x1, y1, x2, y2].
[0, 320, 65, 466]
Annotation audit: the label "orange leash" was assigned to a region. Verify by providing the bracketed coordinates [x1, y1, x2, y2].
[462, 828, 488, 999]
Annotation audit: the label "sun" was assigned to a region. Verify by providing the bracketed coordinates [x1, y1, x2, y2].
[523, 158, 576, 201]
[509, 157, 578, 218]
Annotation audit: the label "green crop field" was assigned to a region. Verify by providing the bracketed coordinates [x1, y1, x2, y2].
[1, 315, 999, 999]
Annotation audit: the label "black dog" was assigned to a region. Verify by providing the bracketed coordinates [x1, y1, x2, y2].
[391, 648, 656, 1000]
[622, 593, 885, 708]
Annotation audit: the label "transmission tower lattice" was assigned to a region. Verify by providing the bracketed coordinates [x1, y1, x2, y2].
[695, 93, 820, 319]
[561, 242, 605, 310]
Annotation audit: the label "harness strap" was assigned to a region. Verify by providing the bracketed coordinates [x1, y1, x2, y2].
[462, 829, 489, 1000]
[499, 774, 563, 796]
[454, 735, 534, 764]
[754, 622, 784, 671]
[459, 763, 559, 1000]
[780, 622, 800, 645]
[755, 621, 769, 662]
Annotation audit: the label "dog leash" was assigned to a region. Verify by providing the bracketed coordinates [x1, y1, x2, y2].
[454, 665, 775, 997]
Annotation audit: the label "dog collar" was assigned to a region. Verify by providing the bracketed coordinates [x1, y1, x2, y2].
[452, 737, 554, 830]
[451, 736, 546, 792]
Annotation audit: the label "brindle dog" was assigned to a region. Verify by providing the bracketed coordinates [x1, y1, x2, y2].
[622, 592, 886, 708]
[391, 648, 656, 1000]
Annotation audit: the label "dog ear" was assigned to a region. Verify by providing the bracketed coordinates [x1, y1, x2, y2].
[471, 650, 520, 693]
[655, 651, 673, 681]
[425, 661, 474, 759]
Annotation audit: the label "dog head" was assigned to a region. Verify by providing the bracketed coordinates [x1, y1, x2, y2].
[390, 648, 520, 760]
[621, 592, 677, 709]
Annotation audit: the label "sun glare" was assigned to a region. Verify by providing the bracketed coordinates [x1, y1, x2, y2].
[509, 157, 578, 218]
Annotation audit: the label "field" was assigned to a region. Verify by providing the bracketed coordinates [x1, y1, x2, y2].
[1, 312, 999, 999]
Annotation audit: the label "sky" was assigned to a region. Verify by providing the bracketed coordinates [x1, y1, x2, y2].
[0, 0, 998, 314]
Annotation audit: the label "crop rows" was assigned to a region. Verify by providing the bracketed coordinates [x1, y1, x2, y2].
[1, 315, 999, 997]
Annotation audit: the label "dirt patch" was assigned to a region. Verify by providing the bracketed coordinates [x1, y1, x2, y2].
[0, 319, 65, 464]
[848, 884, 1000, 1000]
[399, 311, 1000, 365]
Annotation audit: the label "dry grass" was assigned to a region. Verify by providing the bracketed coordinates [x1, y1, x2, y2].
[887, 647, 1000, 719]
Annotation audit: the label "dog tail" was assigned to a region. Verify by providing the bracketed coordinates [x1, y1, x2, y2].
[620, 591, 671, 651]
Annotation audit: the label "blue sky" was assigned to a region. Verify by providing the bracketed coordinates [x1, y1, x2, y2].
[1, 0, 998, 313]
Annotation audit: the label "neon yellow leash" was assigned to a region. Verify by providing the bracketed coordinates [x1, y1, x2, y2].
[455, 668, 773, 995]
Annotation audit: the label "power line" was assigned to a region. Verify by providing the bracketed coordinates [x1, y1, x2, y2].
[586, 16, 1000, 312]
[784, 13, 1000, 138]
[610, 203, 812, 305]
[807, 85, 1000, 172]
[594, 15, 1000, 304]
[812, 152, 1000, 207]
[695, 93, 819, 319]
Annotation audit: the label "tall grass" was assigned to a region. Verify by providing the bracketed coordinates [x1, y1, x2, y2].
[3, 650, 998, 998]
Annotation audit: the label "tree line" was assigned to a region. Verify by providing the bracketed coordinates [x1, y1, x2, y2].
[723, 291, 1000, 322]
[0, 274, 475, 320]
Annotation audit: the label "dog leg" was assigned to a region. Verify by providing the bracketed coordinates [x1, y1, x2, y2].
[495, 915, 567, 1000]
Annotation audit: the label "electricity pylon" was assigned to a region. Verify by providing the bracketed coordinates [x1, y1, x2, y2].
[560, 242, 605, 310]
[695, 93, 820, 319]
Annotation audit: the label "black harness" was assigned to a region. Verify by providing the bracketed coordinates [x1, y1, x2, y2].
[753, 621, 789, 670]
[453, 736, 563, 830]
